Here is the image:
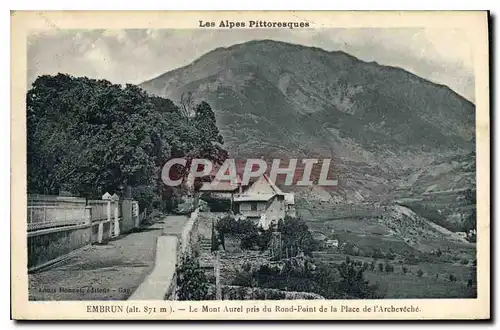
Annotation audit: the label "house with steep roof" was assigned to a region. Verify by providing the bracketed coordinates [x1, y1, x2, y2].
[199, 174, 243, 200]
[232, 174, 288, 229]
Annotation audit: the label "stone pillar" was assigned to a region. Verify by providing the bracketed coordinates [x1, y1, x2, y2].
[85, 206, 92, 245]
[114, 201, 120, 237]
[121, 199, 134, 233]
[97, 222, 104, 244]
[133, 201, 140, 228]
[106, 200, 111, 224]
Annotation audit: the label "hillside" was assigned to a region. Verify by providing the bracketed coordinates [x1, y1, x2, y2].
[139, 40, 476, 206]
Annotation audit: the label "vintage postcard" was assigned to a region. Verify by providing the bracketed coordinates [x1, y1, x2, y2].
[11, 11, 490, 320]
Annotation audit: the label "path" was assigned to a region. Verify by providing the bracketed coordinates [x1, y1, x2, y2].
[29, 220, 166, 301]
[162, 215, 190, 236]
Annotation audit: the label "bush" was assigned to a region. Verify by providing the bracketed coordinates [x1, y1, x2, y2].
[417, 269, 424, 277]
[337, 257, 384, 299]
[371, 249, 385, 259]
[460, 259, 469, 265]
[241, 235, 257, 250]
[176, 255, 209, 301]
[242, 262, 252, 273]
[200, 193, 231, 212]
[449, 274, 457, 282]
[232, 271, 254, 287]
[405, 253, 420, 265]
[216, 216, 261, 250]
[378, 263, 384, 272]
[402, 266, 408, 274]
[370, 261, 375, 271]
[385, 263, 394, 273]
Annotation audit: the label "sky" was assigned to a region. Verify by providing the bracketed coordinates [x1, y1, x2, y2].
[27, 28, 475, 102]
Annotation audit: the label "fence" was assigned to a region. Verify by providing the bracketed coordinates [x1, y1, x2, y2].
[27, 194, 144, 271]
[27, 195, 88, 231]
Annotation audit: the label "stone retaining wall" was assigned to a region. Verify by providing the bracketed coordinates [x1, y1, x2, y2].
[128, 209, 200, 301]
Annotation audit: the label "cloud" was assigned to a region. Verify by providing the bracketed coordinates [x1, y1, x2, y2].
[27, 28, 475, 101]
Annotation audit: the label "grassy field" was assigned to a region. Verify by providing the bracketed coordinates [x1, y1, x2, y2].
[364, 272, 476, 299]
[305, 198, 478, 299]
[312, 251, 476, 299]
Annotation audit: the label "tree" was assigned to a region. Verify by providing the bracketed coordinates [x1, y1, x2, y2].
[180, 91, 195, 119]
[192, 101, 228, 166]
[27, 74, 227, 208]
[337, 257, 383, 299]
[277, 216, 316, 257]
[176, 255, 209, 300]
[462, 189, 476, 242]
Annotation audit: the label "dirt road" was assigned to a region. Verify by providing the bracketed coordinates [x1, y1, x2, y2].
[29, 221, 165, 301]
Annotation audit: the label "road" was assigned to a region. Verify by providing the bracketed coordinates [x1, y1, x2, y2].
[28, 215, 189, 301]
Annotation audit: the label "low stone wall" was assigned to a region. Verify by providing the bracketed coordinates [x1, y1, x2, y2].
[128, 209, 200, 301]
[28, 200, 142, 272]
[206, 285, 325, 300]
[127, 235, 178, 300]
[28, 225, 91, 270]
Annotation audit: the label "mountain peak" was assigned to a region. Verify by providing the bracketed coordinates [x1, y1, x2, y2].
[139, 40, 475, 164]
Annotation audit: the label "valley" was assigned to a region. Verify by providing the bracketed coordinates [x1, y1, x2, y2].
[139, 39, 477, 299]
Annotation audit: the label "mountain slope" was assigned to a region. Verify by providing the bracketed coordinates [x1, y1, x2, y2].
[139, 40, 475, 202]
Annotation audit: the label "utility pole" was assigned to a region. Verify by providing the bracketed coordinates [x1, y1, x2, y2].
[211, 218, 222, 300]
[215, 250, 221, 300]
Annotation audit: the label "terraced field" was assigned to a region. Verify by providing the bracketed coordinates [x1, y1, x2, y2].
[299, 199, 477, 298]
[312, 251, 476, 299]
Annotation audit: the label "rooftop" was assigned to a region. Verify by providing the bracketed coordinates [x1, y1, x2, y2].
[233, 193, 275, 202]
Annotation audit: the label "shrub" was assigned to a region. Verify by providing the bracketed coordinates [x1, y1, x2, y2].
[460, 259, 469, 265]
[241, 235, 257, 250]
[200, 193, 231, 212]
[371, 249, 385, 259]
[337, 257, 384, 299]
[176, 255, 209, 301]
[402, 266, 408, 274]
[417, 269, 424, 277]
[242, 262, 252, 273]
[370, 261, 375, 271]
[378, 263, 384, 272]
[385, 263, 394, 273]
[405, 253, 420, 265]
[449, 274, 457, 282]
[267, 290, 286, 300]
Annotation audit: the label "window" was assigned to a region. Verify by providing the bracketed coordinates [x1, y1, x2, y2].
[251, 202, 257, 211]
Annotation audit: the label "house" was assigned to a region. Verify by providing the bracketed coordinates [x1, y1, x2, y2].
[324, 239, 339, 249]
[199, 174, 242, 200]
[232, 174, 289, 230]
[312, 232, 327, 242]
[284, 193, 296, 217]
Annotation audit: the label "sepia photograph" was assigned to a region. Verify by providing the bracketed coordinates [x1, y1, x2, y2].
[11, 10, 490, 320]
